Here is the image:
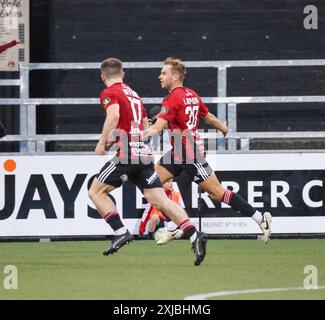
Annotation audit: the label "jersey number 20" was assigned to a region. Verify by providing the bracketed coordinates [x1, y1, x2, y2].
[185, 105, 199, 129]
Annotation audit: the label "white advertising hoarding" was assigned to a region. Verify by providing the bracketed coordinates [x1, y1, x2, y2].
[0, 153, 325, 237]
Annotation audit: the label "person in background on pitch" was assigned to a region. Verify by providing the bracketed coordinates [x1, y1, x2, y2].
[88, 58, 207, 266]
[143, 57, 272, 244]
[139, 179, 183, 242]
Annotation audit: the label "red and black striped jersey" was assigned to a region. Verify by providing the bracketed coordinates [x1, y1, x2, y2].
[100, 82, 151, 160]
[158, 87, 209, 161]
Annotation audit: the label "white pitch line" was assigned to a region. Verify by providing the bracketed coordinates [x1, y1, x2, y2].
[184, 285, 325, 300]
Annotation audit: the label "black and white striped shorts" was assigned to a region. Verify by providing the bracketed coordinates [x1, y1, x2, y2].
[96, 157, 162, 191]
[158, 152, 213, 184]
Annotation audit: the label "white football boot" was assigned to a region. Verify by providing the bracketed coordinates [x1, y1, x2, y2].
[156, 229, 184, 245]
[260, 212, 272, 243]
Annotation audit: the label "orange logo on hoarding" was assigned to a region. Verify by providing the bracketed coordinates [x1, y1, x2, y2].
[3, 159, 16, 172]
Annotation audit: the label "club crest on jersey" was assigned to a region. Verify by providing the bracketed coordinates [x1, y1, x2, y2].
[103, 97, 111, 107]
[160, 106, 169, 115]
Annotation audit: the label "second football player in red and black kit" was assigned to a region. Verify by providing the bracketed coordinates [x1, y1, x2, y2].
[144, 57, 272, 244]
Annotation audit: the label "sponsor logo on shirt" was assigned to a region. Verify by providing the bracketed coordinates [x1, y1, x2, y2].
[102, 97, 111, 107]
[160, 106, 169, 114]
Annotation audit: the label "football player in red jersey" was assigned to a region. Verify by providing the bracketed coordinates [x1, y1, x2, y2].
[88, 58, 206, 265]
[143, 57, 272, 243]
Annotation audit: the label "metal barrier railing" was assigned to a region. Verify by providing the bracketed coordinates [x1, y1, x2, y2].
[1, 60, 325, 154]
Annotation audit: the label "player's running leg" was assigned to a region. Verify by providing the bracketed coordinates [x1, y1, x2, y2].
[152, 164, 184, 244]
[199, 173, 272, 243]
[144, 187, 206, 266]
[89, 177, 132, 255]
[155, 163, 175, 184]
[156, 220, 183, 245]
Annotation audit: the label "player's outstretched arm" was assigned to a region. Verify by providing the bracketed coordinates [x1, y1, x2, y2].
[143, 118, 168, 140]
[203, 112, 228, 137]
[95, 103, 120, 155]
[142, 117, 150, 130]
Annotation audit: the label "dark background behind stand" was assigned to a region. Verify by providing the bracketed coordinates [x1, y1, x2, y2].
[1, 0, 325, 152]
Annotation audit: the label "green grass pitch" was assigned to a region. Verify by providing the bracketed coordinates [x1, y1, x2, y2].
[0, 239, 324, 300]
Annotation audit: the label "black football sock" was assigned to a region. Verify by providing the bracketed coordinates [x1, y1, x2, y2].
[221, 190, 256, 217]
[179, 219, 197, 243]
[104, 210, 125, 231]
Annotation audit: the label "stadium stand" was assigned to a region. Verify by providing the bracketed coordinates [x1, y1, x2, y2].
[1, 0, 325, 153]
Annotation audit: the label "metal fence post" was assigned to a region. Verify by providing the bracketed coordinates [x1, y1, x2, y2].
[217, 67, 227, 151]
[27, 104, 37, 152]
[241, 139, 250, 151]
[19, 64, 34, 152]
[227, 103, 237, 151]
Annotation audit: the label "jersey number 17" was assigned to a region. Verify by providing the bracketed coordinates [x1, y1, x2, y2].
[128, 97, 142, 124]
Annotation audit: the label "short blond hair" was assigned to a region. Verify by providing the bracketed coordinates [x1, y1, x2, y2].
[101, 58, 123, 77]
[164, 57, 186, 81]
